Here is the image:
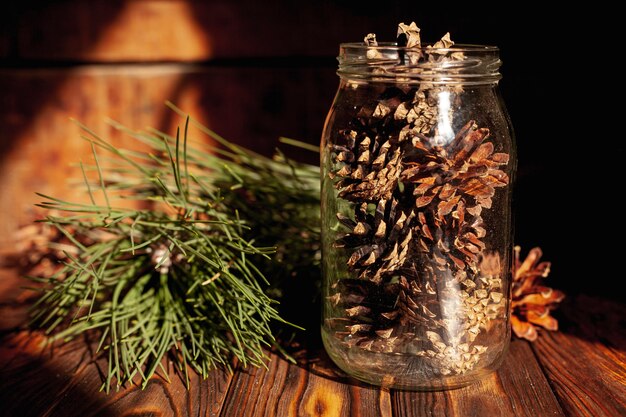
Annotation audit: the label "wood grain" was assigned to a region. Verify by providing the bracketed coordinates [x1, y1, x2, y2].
[0, 267, 30, 334]
[0, 293, 624, 416]
[2, 0, 390, 62]
[391, 340, 563, 417]
[218, 350, 393, 417]
[0, 331, 235, 417]
[531, 296, 626, 417]
[9, 0, 212, 62]
[496, 340, 564, 416]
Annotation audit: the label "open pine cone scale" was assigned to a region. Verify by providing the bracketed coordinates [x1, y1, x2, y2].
[511, 246, 565, 341]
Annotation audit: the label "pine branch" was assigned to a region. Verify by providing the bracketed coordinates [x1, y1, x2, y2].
[28, 109, 320, 392]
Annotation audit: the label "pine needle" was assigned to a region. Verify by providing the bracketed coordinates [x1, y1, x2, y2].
[29, 108, 320, 392]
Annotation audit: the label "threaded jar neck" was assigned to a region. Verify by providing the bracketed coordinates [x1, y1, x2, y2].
[337, 43, 502, 85]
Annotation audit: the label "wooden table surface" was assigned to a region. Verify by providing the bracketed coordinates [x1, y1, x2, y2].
[0, 267, 624, 417]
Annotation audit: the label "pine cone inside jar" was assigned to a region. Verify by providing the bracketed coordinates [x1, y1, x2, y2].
[328, 105, 511, 373]
[325, 27, 513, 376]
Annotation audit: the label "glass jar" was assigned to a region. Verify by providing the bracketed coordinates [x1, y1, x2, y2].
[320, 42, 516, 390]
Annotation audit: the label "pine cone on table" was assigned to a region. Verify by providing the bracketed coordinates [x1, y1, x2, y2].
[511, 246, 564, 341]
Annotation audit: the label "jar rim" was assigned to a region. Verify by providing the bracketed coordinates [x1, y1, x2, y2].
[337, 42, 502, 85]
[339, 42, 499, 53]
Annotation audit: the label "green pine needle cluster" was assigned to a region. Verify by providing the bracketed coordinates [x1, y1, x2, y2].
[29, 103, 320, 392]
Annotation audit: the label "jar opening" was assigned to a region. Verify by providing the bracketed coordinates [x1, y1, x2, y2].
[337, 43, 502, 85]
[340, 42, 499, 53]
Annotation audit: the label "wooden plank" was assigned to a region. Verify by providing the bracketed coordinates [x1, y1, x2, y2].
[0, 331, 235, 417]
[495, 340, 564, 416]
[0, 268, 22, 304]
[0, 304, 27, 334]
[0, 268, 29, 334]
[0, 294, 624, 416]
[0, 17, 10, 59]
[302, 349, 394, 417]
[3, 0, 384, 61]
[531, 296, 626, 417]
[78, 363, 234, 417]
[219, 352, 299, 417]
[392, 339, 564, 417]
[4, 1, 565, 64]
[296, 371, 392, 417]
[12, 0, 212, 61]
[0, 334, 110, 417]
[295, 373, 351, 417]
[391, 388, 450, 417]
[219, 350, 392, 416]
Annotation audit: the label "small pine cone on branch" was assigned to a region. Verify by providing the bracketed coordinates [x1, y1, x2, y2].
[511, 246, 565, 341]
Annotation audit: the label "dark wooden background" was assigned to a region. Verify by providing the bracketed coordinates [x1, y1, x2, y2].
[0, 1, 619, 299]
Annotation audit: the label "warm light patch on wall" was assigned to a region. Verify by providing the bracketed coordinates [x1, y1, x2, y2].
[0, 0, 219, 245]
[88, 1, 213, 61]
[0, 66, 215, 245]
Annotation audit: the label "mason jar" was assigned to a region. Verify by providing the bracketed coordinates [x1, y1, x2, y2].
[320, 42, 516, 390]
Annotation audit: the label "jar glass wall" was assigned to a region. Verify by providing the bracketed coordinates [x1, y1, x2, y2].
[320, 43, 516, 390]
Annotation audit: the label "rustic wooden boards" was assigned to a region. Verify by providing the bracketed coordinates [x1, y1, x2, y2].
[0, 335, 550, 417]
[1, 0, 393, 62]
[0, 270, 624, 417]
[531, 297, 626, 417]
[0, 65, 335, 247]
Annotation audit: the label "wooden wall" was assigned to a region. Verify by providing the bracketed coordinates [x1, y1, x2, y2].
[0, 0, 351, 245]
[0, 1, 616, 297]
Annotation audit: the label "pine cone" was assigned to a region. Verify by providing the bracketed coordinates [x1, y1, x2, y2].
[511, 246, 564, 341]
[417, 331, 487, 376]
[402, 120, 509, 270]
[328, 97, 510, 367]
[334, 199, 415, 283]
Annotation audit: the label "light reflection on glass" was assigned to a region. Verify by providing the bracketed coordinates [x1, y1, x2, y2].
[434, 90, 454, 146]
